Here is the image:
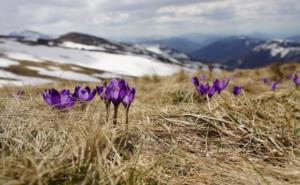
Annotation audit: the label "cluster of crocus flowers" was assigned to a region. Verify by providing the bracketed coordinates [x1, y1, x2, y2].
[96, 79, 136, 125]
[192, 77, 230, 98]
[42, 79, 136, 125]
[260, 76, 280, 90]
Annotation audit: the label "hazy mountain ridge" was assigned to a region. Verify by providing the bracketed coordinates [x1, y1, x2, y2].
[189, 36, 300, 68]
[287, 34, 300, 42]
[8, 30, 53, 41]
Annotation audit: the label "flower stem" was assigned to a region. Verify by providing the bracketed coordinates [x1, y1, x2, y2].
[125, 108, 129, 128]
[113, 104, 119, 125]
[105, 102, 110, 123]
[81, 103, 87, 111]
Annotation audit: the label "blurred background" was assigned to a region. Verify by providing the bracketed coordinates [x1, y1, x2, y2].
[0, 0, 300, 86]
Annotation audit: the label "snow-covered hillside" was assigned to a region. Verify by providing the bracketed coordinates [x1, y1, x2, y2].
[0, 36, 197, 87]
[133, 44, 190, 63]
[253, 40, 300, 58]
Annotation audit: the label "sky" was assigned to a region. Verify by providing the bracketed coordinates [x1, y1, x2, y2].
[0, 0, 300, 39]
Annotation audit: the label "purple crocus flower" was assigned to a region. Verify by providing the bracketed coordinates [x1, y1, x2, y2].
[293, 74, 300, 87]
[208, 86, 217, 98]
[105, 79, 127, 125]
[193, 78, 226, 98]
[42, 88, 75, 109]
[96, 84, 104, 97]
[219, 79, 229, 92]
[122, 87, 136, 109]
[73, 86, 96, 102]
[107, 79, 127, 106]
[213, 79, 228, 94]
[271, 81, 279, 90]
[197, 83, 210, 95]
[122, 87, 136, 125]
[232, 86, 242, 96]
[192, 77, 199, 87]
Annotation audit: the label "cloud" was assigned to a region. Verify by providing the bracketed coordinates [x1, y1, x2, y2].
[0, 0, 299, 38]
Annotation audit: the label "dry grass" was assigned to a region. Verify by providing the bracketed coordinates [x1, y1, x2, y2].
[0, 64, 300, 185]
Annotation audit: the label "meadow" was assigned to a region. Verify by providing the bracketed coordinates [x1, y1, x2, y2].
[0, 63, 300, 185]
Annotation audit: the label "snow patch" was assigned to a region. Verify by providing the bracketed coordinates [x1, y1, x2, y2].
[26, 66, 99, 82]
[0, 58, 19, 67]
[0, 69, 53, 87]
[59, 41, 104, 51]
[254, 41, 300, 58]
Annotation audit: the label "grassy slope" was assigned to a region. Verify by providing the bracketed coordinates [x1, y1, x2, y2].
[0, 63, 300, 185]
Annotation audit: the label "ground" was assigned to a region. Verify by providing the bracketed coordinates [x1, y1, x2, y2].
[0, 63, 300, 185]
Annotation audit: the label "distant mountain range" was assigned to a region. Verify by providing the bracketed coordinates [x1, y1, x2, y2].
[127, 33, 222, 54]
[189, 36, 263, 64]
[189, 36, 300, 68]
[8, 30, 53, 41]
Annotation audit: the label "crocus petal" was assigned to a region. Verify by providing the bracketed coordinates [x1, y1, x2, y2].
[78, 89, 88, 101]
[73, 86, 81, 98]
[84, 86, 91, 94]
[271, 81, 279, 90]
[118, 86, 127, 102]
[87, 89, 96, 101]
[122, 87, 136, 108]
[60, 92, 75, 108]
[192, 77, 199, 87]
[122, 95, 130, 108]
[50, 88, 61, 106]
[96, 85, 104, 96]
[220, 79, 229, 90]
[111, 89, 119, 100]
[198, 83, 210, 94]
[208, 86, 216, 98]
[42, 91, 52, 105]
[293, 74, 300, 86]
[128, 88, 136, 103]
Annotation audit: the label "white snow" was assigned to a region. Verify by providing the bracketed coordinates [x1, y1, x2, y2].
[0, 69, 52, 87]
[93, 72, 123, 79]
[26, 66, 99, 82]
[69, 66, 82, 71]
[143, 44, 164, 55]
[134, 44, 189, 64]
[254, 41, 300, 58]
[0, 58, 19, 67]
[47, 66, 61, 71]
[5, 52, 43, 62]
[59, 41, 104, 51]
